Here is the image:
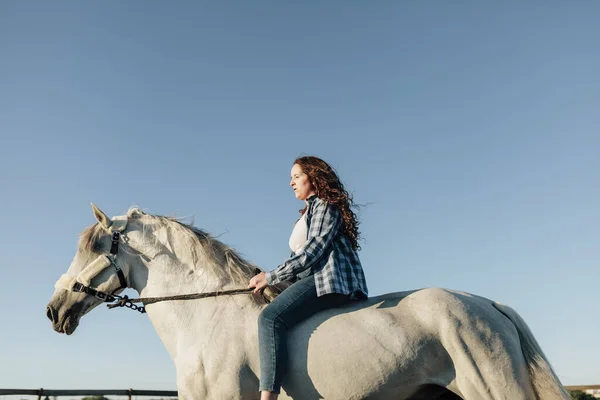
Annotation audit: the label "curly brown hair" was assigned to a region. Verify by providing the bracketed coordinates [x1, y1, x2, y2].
[294, 156, 361, 251]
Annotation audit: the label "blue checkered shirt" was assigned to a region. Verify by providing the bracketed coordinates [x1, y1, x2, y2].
[265, 195, 368, 299]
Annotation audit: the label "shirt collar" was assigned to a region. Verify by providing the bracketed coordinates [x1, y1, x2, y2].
[306, 194, 318, 203]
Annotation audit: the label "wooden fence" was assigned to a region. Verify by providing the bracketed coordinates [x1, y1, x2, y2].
[0, 388, 177, 400]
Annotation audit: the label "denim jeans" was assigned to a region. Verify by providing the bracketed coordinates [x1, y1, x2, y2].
[258, 275, 349, 393]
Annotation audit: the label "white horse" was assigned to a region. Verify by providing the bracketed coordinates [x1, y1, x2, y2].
[46, 205, 570, 400]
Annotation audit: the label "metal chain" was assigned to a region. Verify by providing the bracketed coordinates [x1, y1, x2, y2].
[107, 295, 147, 313]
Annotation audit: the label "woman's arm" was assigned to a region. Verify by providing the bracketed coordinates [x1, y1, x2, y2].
[266, 199, 342, 285]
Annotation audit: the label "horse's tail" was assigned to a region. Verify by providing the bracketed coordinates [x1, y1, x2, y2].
[492, 302, 570, 400]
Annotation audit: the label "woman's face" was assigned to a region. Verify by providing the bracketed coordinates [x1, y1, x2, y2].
[290, 163, 315, 201]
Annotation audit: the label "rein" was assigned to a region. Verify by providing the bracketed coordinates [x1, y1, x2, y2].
[105, 288, 256, 314]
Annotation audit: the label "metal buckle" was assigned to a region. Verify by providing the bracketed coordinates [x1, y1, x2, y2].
[72, 282, 85, 293]
[95, 291, 108, 300]
[110, 232, 120, 256]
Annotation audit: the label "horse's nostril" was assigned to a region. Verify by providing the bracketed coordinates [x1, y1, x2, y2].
[46, 306, 56, 323]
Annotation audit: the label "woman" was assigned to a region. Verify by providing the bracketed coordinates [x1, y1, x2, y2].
[248, 155, 368, 400]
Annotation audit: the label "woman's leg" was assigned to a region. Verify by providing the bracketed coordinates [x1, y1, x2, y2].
[258, 275, 348, 396]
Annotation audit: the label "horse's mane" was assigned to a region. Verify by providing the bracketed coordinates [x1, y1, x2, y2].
[79, 208, 262, 289]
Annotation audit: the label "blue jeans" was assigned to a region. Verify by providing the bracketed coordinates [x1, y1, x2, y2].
[258, 275, 349, 393]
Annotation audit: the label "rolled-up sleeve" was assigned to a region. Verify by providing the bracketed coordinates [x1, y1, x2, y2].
[266, 200, 342, 285]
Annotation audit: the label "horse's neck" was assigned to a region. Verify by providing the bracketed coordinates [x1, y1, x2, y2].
[126, 234, 260, 362]
[128, 218, 252, 295]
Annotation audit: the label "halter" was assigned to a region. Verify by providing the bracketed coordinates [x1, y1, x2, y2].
[54, 217, 130, 304]
[54, 215, 260, 314]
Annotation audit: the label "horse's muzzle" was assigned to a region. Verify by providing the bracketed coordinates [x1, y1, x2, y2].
[46, 305, 58, 324]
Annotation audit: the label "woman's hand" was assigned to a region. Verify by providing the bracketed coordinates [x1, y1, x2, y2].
[248, 271, 268, 294]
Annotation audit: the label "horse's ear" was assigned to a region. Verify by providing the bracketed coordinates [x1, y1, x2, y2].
[91, 203, 112, 229]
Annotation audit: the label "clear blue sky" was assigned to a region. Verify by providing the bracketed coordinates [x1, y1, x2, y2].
[1, 1, 599, 391]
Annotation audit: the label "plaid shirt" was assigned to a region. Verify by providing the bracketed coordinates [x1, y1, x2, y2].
[266, 195, 368, 299]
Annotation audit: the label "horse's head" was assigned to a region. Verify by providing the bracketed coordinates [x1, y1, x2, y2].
[47, 204, 271, 335]
[46, 204, 134, 335]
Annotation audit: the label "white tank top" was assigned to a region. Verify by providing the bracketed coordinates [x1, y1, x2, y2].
[289, 213, 308, 254]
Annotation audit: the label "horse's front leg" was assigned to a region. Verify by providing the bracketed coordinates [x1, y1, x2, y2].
[177, 362, 260, 400]
[176, 368, 208, 400]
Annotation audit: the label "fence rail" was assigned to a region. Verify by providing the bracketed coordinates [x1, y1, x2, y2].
[565, 385, 600, 391]
[0, 388, 177, 399]
[2, 386, 594, 398]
